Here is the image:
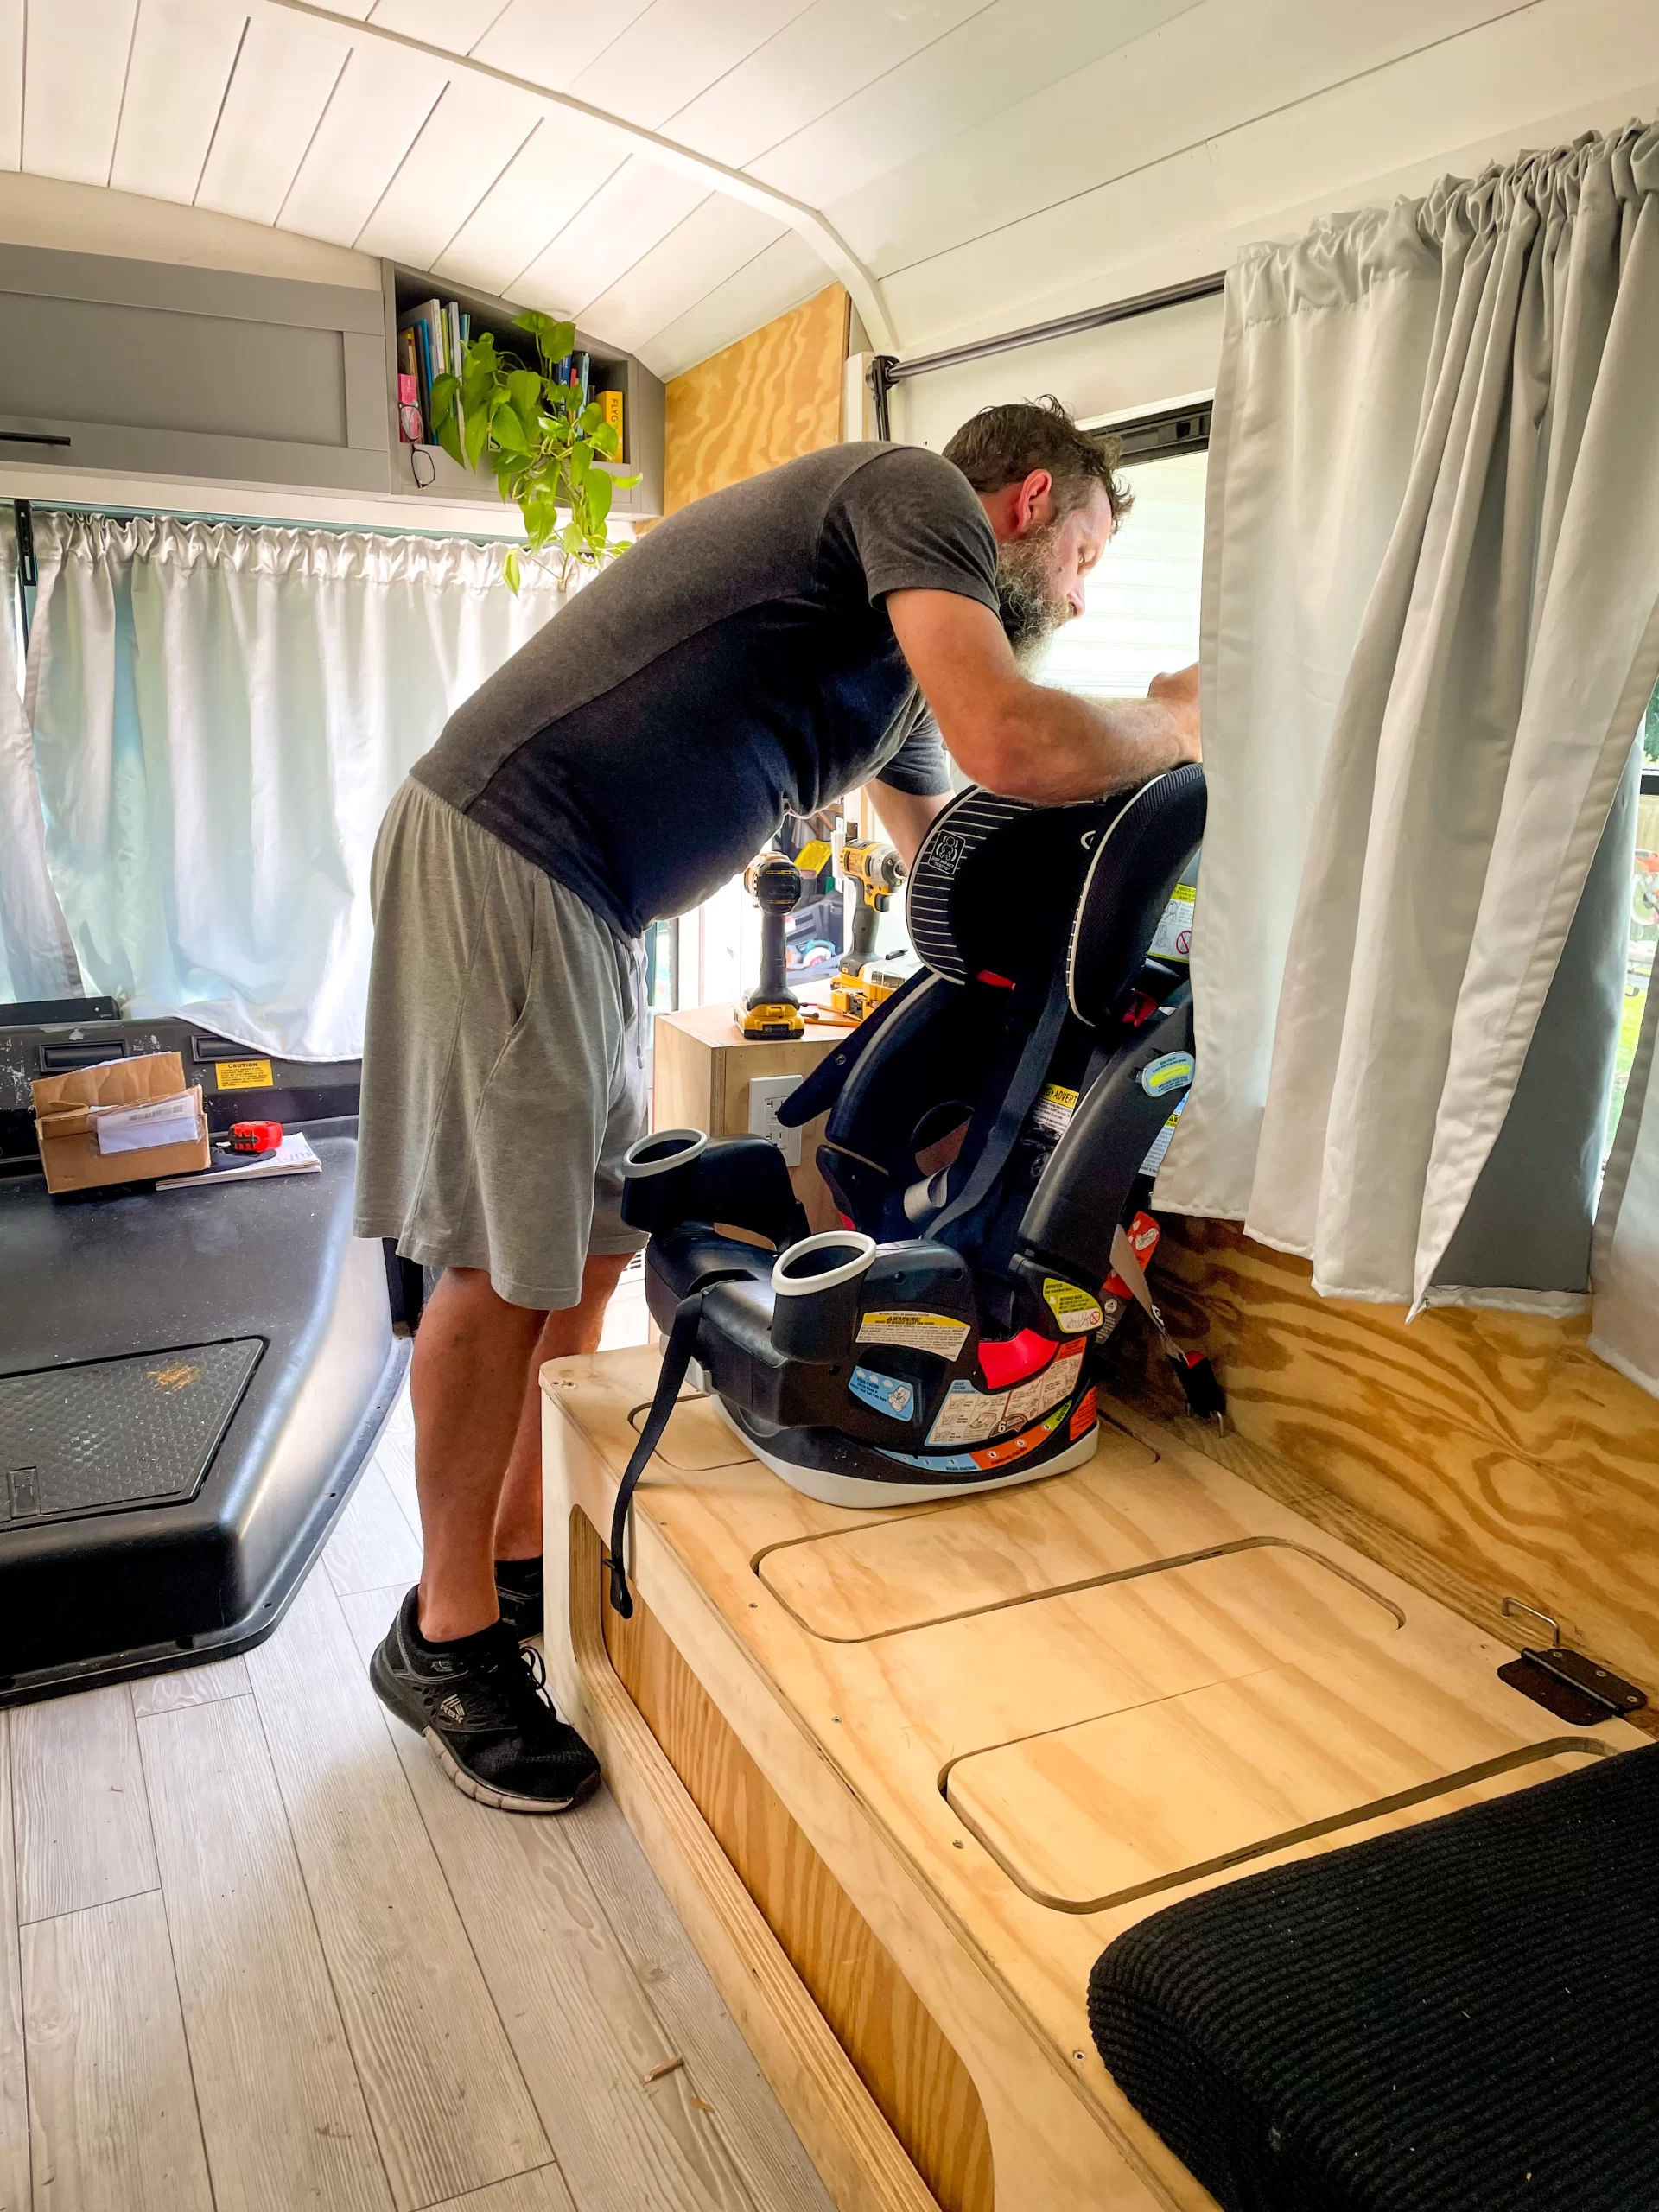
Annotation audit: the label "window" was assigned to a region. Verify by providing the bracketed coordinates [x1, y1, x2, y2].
[1039, 448, 1206, 698]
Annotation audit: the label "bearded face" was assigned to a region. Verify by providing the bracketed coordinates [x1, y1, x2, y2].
[994, 515, 1072, 665]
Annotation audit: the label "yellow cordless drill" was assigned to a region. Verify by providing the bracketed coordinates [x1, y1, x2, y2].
[830, 838, 906, 1020]
[736, 853, 805, 1040]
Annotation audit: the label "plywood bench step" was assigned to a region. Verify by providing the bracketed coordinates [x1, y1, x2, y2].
[540, 1347, 1648, 2212]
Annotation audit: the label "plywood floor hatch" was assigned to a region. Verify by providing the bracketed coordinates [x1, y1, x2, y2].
[947, 1655, 1612, 1909]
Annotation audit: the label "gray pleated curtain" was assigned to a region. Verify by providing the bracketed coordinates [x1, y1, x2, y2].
[1160, 124, 1659, 1369]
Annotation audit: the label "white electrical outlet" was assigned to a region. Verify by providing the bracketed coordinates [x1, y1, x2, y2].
[748, 1074, 804, 1166]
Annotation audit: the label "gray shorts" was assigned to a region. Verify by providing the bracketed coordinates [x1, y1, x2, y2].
[353, 778, 649, 1311]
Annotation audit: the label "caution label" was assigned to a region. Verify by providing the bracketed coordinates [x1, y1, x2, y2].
[1027, 1082, 1079, 1141]
[1042, 1277, 1104, 1335]
[215, 1058, 275, 1090]
[856, 1310, 970, 1359]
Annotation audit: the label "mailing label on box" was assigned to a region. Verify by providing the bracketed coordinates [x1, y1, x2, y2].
[92, 1093, 201, 1155]
[848, 1366, 915, 1422]
[1003, 1338, 1084, 1427]
[926, 1378, 1008, 1446]
[856, 1310, 969, 1359]
[216, 1058, 275, 1090]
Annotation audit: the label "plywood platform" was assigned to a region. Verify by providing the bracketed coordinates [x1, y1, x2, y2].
[541, 1350, 1648, 2212]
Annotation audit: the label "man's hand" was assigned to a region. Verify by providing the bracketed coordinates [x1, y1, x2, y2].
[887, 590, 1201, 804]
[1147, 663, 1201, 760]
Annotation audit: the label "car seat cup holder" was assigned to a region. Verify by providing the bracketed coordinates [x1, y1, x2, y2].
[620, 1127, 709, 1230]
[769, 1230, 877, 1362]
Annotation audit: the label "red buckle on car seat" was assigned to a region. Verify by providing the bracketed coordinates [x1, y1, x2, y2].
[978, 1328, 1057, 1390]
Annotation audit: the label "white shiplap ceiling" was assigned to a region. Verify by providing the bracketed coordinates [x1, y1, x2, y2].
[0, 0, 1652, 381]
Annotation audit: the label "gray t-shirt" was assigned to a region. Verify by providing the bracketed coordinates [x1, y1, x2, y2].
[413, 441, 998, 938]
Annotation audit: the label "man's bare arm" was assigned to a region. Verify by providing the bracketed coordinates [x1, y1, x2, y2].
[887, 588, 1200, 804]
[865, 784, 953, 871]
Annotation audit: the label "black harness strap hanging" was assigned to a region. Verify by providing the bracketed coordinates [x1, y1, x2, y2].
[607, 1290, 707, 1618]
[929, 965, 1073, 1243]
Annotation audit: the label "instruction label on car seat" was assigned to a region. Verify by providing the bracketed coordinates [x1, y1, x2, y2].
[856, 1310, 970, 1359]
[1150, 882, 1196, 963]
[1139, 1052, 1194, 1100]
[926, 1378, 1009, 1446]
[1140, 1097, 1186, 1176]
[1042, 1277, 1105, 1334]
[1002, 1338, 1084, 1426]
[848, 1366, 915, 1421]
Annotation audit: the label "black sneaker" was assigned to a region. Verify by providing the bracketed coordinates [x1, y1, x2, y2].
[494, 1554, 543, 1639]
[370, 1587, 599, 1814]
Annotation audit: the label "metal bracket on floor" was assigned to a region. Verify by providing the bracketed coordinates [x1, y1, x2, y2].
[1497, 1599, 1649, 1726]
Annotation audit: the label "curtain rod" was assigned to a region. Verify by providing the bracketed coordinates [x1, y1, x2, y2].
[868, 270, 1226, 438]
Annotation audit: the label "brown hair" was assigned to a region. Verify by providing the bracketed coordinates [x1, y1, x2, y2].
[942, 395, 1132, 527]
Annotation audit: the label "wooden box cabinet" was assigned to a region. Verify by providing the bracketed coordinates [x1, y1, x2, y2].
[652, 1002, 844, 1237]
[540, 1347, 1649, 2212]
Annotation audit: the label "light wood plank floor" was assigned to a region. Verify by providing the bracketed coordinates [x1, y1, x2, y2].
[0, 1361, 835, 2212]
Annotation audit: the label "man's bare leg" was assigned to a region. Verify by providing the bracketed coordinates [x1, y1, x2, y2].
[494, 1249, 633, 1562]
[410, 1265, 547, 1643]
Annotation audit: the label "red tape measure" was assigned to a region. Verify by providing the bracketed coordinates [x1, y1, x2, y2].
[227, 1120, 283, 1154]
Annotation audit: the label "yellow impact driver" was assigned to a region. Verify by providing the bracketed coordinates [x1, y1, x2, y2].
[737, 852, 805, 1040]
[830, 838, 906, 1020]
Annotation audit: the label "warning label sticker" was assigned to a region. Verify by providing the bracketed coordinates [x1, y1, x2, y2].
[926, 1379, 1009, 1446]
[215, 1058, 275, 1090]
[1150, 881, 1196, 963]
[1042, 1277, 1105, 1335]
[1140, 1100, 1185, 1176]
[856, 1310, 970, 1359]
[848, 1366, 916, 1421]
[1003, 1338, 1084, 1427]
[1027, 1082, 1079, 1141]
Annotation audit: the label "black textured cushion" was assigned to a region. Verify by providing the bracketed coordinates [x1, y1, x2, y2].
[1089, 1745, 1659, 2212]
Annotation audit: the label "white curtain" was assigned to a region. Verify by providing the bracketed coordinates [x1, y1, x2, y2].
[28, 515, 565, 1060]
[1159, 123, 1659, 1319]
[0, 519, 79, 1001]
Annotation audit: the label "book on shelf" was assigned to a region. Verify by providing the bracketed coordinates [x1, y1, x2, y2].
[400, 296, 474, 450]
[397, 372, 423, 445]
[596, 386, 623, 449]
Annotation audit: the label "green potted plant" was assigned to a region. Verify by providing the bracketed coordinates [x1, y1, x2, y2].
[429, 310, 639, 593]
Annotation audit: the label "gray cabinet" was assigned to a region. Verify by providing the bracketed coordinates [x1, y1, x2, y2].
[0, 245, 665, 516]
[0, 246, 390, 493]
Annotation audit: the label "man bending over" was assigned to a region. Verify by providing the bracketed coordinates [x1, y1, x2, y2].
[354, 397, 1200, 1812]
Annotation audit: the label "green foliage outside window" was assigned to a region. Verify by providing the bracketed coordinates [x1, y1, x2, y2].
[429, 311, 638, 594]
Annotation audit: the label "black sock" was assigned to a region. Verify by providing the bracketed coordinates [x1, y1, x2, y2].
[405, 1591, 505, 1664]
[494, 1555, 543, 1597]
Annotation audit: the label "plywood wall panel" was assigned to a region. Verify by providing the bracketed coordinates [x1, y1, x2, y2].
[1114, 1217, 1659, 1701]
[664, 283, 849, 515]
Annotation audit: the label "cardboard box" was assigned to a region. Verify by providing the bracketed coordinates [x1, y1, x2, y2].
[32, 1051, 211, 1194]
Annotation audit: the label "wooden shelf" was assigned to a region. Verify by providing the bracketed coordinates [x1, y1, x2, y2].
[381, 262, 664, 518]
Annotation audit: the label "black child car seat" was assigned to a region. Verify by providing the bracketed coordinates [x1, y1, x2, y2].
[606, 767, 1219, 1617]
